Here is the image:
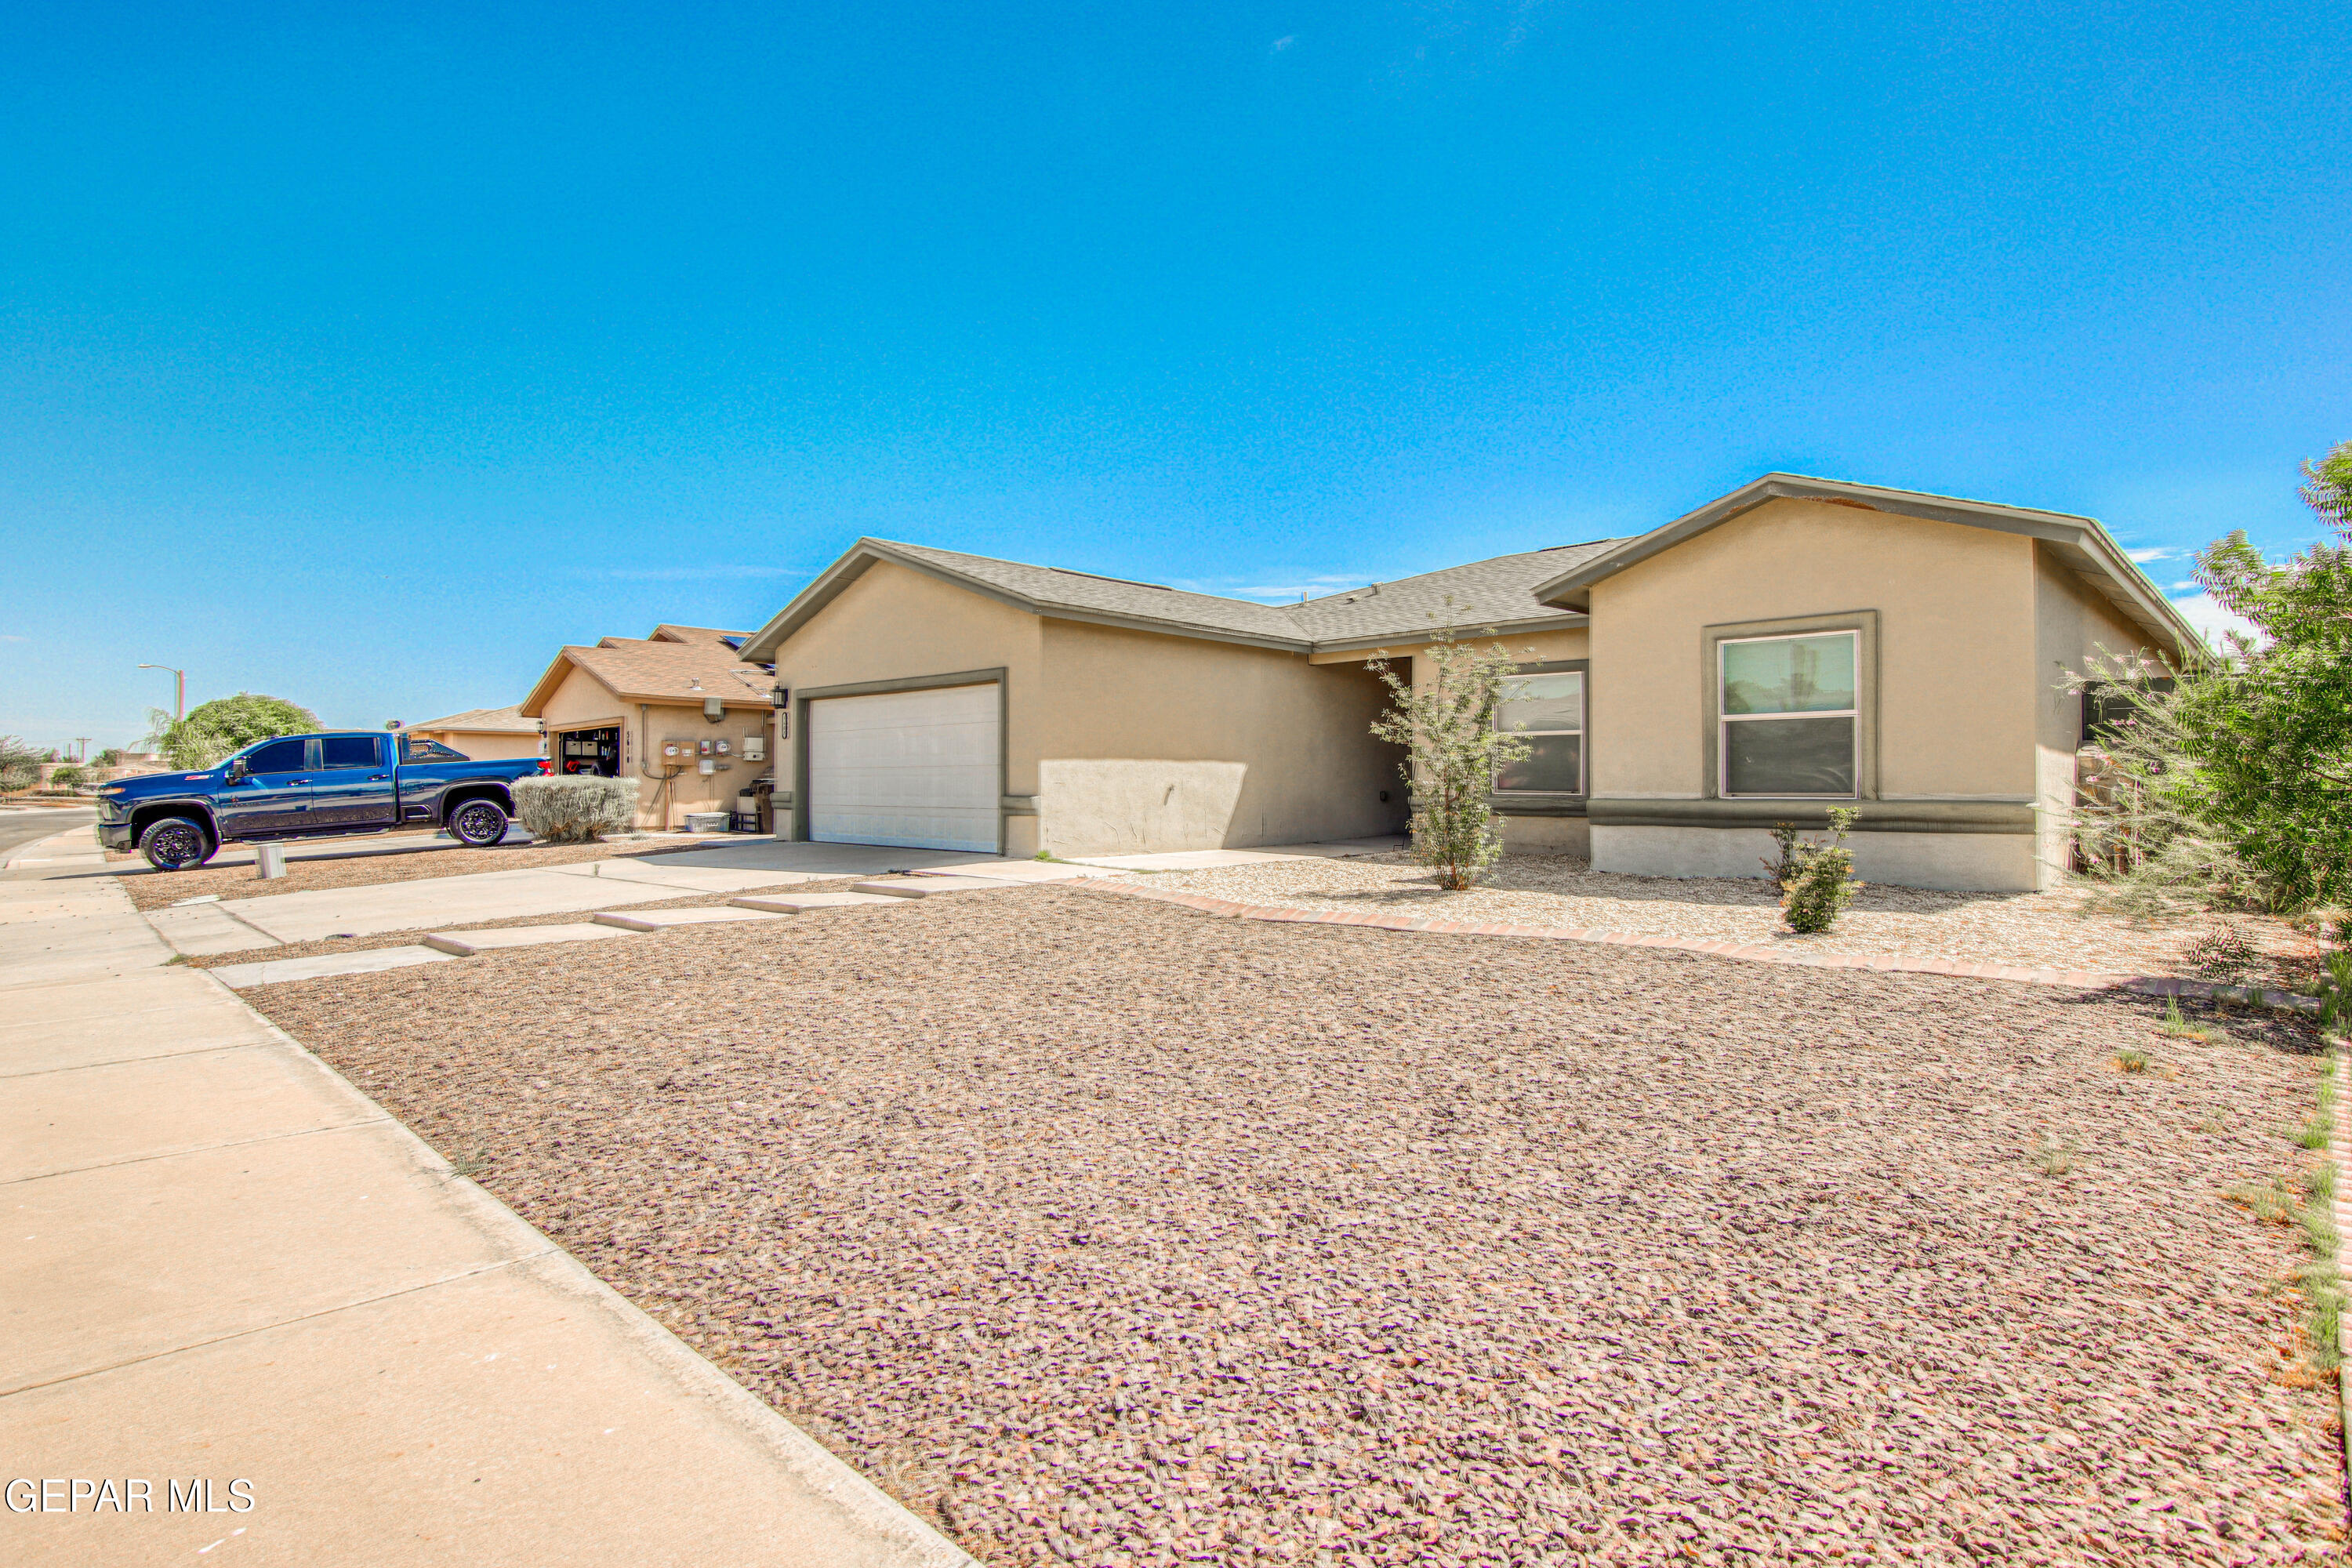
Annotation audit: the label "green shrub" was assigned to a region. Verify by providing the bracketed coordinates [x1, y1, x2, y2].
[1368, 614, 1531, 892]
[47, 764, 85, 790]
[513, 776, 640, 844]
[1779, 808, 1864, 934]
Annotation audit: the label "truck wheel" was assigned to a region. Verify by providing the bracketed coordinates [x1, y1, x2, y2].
[448, 799, 509, 848]
[139, 816, 213, 872]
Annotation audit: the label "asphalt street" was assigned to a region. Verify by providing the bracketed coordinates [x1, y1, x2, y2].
[0, 808, 95, 861]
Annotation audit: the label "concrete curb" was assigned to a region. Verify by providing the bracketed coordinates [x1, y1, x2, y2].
[1090, 880, 2324, 1015]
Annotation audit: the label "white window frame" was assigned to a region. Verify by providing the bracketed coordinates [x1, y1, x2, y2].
[1494, 669, 1584, 796]
[1718, 630, 1858, 799]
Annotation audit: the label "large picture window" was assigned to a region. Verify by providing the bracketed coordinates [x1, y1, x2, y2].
[1494, 670, 1584, 794]
[1719, 632, 1857, 797]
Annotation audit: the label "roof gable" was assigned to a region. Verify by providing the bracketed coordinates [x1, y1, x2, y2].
[519, 635, 773, 717]
[1532, 473, 2198, 652]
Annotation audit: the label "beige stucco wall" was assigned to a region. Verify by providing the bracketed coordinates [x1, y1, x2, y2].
[1036, 619, 1405, 854]
[765, 560, 1406, 855]
[538, 663, 770, 829]
[1588, 497, 2039, 804]
[768, 560, 1046, 848]
[2031, 542, 2169, 887]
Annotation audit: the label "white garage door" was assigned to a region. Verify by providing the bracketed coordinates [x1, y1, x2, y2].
[808, 684, 1000, 852]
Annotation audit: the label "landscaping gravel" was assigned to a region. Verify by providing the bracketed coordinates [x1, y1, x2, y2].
[1153, 853, 2318, 985]
[247, 886, 2343, 1565]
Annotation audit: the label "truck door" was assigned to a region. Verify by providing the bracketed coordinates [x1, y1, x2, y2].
[215, 737, 315, 837]
[311, 734, 398, 829]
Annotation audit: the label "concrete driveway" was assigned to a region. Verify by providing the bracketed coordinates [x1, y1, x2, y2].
[146, 840, 1005, 949]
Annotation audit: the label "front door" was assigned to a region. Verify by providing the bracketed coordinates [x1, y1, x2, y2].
[310, 734, 398, 829]
[215, 737, 315, 838]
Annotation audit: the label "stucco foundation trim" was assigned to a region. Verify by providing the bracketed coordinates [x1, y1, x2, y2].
[1590, 797, 2034, 833]
[1490, 795, 1587, 818]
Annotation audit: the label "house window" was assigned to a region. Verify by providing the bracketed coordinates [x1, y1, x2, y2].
[1494, 671, 1584, 793]
[1719, 632, 1857, 797]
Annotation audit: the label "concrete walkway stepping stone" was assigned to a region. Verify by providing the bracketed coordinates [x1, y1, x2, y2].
[423, 923, 632, 956]
[731, 891, 909, 913]
[210, 946, 455, 990]
[591, 906, 788, 931]
[851, 876, 1033, 899]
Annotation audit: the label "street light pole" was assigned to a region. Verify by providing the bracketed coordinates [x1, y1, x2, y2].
[137, 664, 186, 721]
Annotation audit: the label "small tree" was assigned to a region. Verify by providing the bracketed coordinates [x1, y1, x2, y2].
[0, 735, 38, 793]
[1369, 619, 1530, 891]
[2069, 438, 2352, 915]
[94, 747, 123, 767]
[147, 693, 320, 771]
[48, 764, 86, 792]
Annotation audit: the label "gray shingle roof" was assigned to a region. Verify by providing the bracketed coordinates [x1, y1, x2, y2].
[1283, 539, 1623, 646]
[873, 539, 1320, 645]
[742, 534, 1618, 661]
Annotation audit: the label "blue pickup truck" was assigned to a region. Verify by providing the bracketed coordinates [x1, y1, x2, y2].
[95, 731, 550, 872]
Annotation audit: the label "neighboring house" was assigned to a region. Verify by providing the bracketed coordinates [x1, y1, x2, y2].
[738, 476, 2194, 891]
[517, 624, 775, 829]
[408, 704, 545, 761]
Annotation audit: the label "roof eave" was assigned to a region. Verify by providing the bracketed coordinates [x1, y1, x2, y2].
[516, 649, 586, 719]
[1529, 473, 2194, 654]
[1306, 612, 1591, 656]
[743, 539, 1313, 659]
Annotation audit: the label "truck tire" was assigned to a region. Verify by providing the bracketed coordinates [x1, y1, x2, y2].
[139, 816, 214, 873]
[447, 798, 509, 848]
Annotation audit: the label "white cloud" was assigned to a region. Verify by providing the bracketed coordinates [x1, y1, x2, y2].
[2170, 592, 2263, 649]
[2125, 546, 2173, 563]
[0, 633, 24, 642]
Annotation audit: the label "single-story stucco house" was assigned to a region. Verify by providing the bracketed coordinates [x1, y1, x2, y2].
[407, 703, 545, 761]
[736, 474, 2195, 891]
[518, 624, 776, 830]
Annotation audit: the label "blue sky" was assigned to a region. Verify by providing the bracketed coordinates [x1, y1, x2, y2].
[2, 2, 2345, 751]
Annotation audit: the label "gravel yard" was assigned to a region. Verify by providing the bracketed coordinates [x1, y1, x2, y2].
[247, 886, 2342, 1565]
[114, 834, 714, 910]
[1152, 854, 2318, 985]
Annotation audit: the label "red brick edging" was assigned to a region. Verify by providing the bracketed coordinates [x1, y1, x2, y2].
[1088, 879, 2321, 1013]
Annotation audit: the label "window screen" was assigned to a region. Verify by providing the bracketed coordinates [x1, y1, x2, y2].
[1494, 670, 1584, 793]
[320, 735, 382, 769]
[244, 739, 310, 775]
[1720, 633, 1857, 797]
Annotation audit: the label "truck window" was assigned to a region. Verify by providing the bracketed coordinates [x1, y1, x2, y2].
[245, 739, 309, 775]
[320, 735, 383, 769]
[401, 736, 468, 763]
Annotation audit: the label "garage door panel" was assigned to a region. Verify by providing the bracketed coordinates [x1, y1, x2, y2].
[808, 685, 999, 852]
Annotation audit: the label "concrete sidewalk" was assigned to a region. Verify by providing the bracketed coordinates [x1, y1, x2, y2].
[0, 827, 973, 1566]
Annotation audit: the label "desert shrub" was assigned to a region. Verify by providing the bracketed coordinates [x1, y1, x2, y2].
[1368, 614, 1531, 892]
[512, 775, 639, 844]
[2067, 439, 2352, 916]
[1762, 821, 1805, 888]
[48, 764, 85, 790]
[1780, 808, 1863, 934]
